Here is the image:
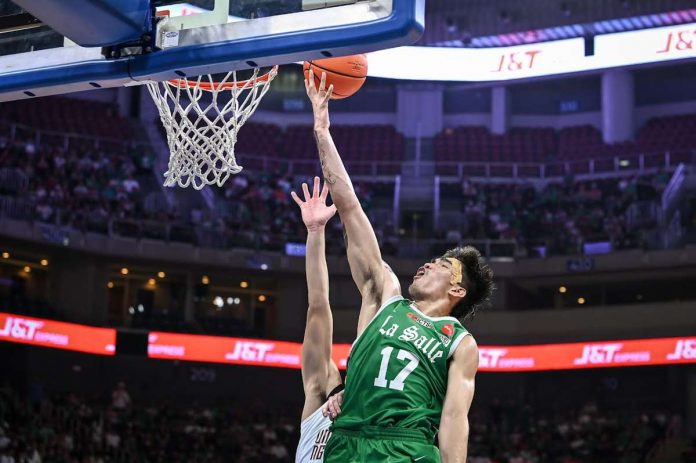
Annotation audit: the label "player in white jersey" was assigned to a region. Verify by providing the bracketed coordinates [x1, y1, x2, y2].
[293, 177, 342, 463]
[292, 176, 402, 462]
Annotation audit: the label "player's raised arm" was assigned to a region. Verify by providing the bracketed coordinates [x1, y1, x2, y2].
[305, 70, 400, 334]
[438, 336, 479, 463]
[293, 177, 340, 421]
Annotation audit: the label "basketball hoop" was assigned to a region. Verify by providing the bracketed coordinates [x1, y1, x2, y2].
[147, 66, 278, 190]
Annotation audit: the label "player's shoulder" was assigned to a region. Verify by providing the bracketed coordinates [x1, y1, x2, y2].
[450, 334, 479, 369]
[385, 294, 408, 307]
[378, 294, 409, 314]
[445, 320, 476, 356]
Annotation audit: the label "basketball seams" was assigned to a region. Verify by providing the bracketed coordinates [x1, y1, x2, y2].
[306, 61, 366, 80]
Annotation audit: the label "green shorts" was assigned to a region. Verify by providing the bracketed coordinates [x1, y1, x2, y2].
[324, 426, 441, 463]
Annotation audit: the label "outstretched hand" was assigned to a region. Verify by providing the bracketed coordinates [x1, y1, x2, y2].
[291, 176, 337, 232]
[304, 69, 333, 130]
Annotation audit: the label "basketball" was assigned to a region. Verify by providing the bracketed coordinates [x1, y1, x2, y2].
[303, 54, 368, 99]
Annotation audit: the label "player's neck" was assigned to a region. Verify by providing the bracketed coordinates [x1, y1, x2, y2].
[410, 297, 451, 319]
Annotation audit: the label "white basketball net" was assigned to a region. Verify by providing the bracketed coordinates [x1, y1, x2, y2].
[147, 66, 278, 190]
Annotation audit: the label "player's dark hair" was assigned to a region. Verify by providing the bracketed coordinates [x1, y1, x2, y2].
[442, 246, 494, 320]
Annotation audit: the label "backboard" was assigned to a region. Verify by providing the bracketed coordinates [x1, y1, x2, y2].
[0, 0, 424, 101]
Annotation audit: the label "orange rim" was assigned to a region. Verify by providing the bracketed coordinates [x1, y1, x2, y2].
[166, 66, 278, 91]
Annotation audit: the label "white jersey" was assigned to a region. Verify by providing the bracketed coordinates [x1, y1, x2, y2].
[296, 403, 332, 463]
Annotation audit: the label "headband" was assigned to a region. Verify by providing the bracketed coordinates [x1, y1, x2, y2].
[446, 257, 463, 286]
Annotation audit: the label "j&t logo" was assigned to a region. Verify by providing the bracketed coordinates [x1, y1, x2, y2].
[574, 343, 622, 365]
[667, 339, 696, 360]
[657, 29, 696, 54]
[0, 317, 44, 340]
[479, 348, 508, 368]
[226, 341, 274, 362]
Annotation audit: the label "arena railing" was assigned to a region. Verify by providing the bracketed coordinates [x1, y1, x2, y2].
[226, 149, 690, 181]
[238, 153, 404, 180]
[434, 150, 693, 181]
[1, 121, 151, 153]
[661, 163, 688, 213]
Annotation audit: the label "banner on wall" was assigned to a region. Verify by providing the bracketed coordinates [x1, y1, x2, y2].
[148, 332, 696, 372]
[366, 23, 696, 81]
[1, 313, 692, 371]
[478, 337, 696, 372]
[147, 332, 351, 369]
[0, 312, 116, 355]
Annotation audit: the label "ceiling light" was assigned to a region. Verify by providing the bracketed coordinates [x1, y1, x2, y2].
[240, 281, 249, 288]
[157, 271, 166, 278]
[121, 268, 129, 275]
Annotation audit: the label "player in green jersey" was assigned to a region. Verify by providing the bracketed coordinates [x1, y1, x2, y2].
[305, 70, 495, 462]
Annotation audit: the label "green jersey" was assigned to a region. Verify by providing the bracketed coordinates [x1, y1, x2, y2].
[333, 296, 470, 442]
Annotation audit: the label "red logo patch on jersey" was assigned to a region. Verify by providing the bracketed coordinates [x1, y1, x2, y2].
[442, 324, 454, 337]
[407, 312, 433, 329]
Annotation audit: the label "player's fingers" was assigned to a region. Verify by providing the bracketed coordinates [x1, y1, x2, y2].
[330, 398, 341, 417]
[307, 69, 315, 90]
[322, 401, 330, 417]
[312, 176, 320, 198]
[302, 182, 311, 202]
[324, 84, 334, 102]
[320, 182, 330, 200]
[319, 71, 327, 93]
[290, 191, 303, 207]
[327, 399, 337, 419]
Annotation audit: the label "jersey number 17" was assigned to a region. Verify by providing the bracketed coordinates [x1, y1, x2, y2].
[374, 347, 420, 391]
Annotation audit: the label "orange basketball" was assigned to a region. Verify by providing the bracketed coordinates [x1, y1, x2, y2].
[303, 54, 367, 100]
